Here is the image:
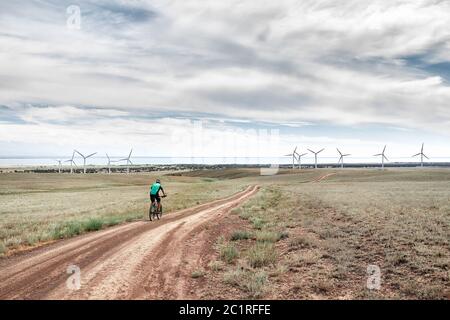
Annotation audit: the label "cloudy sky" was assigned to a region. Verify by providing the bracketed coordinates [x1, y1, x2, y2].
[1, 0, 450, 163]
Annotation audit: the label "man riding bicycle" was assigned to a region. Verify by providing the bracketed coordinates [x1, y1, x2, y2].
[150, 178, 166, 211]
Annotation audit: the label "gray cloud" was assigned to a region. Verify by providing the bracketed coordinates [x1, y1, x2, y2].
[1, 0, 450, 146]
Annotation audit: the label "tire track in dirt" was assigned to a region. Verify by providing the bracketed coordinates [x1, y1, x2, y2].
[128, 186, 258, 300]
[313, 173, 337, 182]
[0, 185, 258, 300]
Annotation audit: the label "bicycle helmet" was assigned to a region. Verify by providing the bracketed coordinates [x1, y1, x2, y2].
[156, 179, 161, 183]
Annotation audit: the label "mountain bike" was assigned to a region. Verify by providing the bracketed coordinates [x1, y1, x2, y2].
[149, 195, 166, 221]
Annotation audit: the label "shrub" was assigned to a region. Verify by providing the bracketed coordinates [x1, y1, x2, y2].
[84, 218, 103, 232]
[250, 217, 265, 230]
[219, 242, 239, 264]
[223, 268, 268, 298]
[239, 210, 252, 220]
[244, 271, 268, 298]
[255, 231, 281, 243]
[223, 268, 246, 286]
[247, 243, 277, 268]
[231, 230, 252, 241]
[51, 221, 82, 239]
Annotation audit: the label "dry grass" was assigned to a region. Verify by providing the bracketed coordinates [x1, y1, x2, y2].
[0, 172, 247, 254]
[212, 169, 450, 300]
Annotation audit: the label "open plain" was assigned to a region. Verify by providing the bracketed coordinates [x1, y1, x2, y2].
[0, 168, 449, 299]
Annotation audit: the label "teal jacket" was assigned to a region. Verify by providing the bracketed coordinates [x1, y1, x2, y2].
[150, 183, 164, 196]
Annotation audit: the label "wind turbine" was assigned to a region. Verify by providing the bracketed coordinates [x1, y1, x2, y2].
[413, 143, 429, 168]
[337, 148, 351, 169]
[75, 150, 97, 174]
[374, 145, 389, 170]
[284, 147, 298, 169]
[308, 148, 324, 169]
[295, 150, 308, 169]
[55, 160, 63, 173]
[106, 153, 113, 174]
[64, 151, 77, 174]
[119, 149, 133, 174]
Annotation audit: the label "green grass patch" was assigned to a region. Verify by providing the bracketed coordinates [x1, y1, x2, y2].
[250, 217, 266, 230]
[239, 209, 252, 220]
[219, 242, 239, 264]
[84, 218, 103, 232]
[231, 230, 252, 241]
[247, 243, 277, 268]
[51, 221, 83, 239]
[223, 267, 268, 298]
[255, 231, 284, 243]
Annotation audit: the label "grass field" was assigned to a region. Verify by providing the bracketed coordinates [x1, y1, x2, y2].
[0, 172, 246, 255]
[1, 168, 449, 299]
[185, 168, 450, 299]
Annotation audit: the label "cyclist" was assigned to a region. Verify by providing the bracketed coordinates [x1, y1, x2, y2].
[149, 178, 166, 212]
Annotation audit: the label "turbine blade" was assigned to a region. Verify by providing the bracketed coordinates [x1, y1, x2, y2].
[307, 149, 314, 154]
[383, 155, 389, 161]
[318, 148, 325, 154]
[86, 152, 97, 158]
[423, 154, 429, 160]
[383, 145, 386, 153]
[128, 149, 133, 158]
[412, 153, 421, 157]
[75, 150, 84, 158]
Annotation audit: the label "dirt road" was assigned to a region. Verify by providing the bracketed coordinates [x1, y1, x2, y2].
[0, 185, 259, 300]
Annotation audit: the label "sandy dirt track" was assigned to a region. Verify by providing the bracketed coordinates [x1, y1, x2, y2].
[0, 185, 259, 300]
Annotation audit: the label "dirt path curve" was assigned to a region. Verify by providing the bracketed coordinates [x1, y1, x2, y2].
[313, 173, 336, 182]
[0, 185, 259, 300]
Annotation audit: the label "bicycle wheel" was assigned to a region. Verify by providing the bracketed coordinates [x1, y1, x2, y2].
[157, 204, 163, 220]
[149, 204, 155, 221]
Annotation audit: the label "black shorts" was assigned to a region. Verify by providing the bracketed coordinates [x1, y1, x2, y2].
[150, 194, 161, 203]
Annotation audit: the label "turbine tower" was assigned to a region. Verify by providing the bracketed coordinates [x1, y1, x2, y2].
[75, 150, 97, 174]
[284, 146, 298, 169]
[55, 160, 62, 173]
[64, 151, 77, 174]
[119, 149, 133, 174]
[106, 153, 112, 174]
[374, 145, 389, 170]
[295, 151, 308, 169]
[308, 148, 324, 169]
[337, 148, 351, 169]
[413, 143, 429, 168]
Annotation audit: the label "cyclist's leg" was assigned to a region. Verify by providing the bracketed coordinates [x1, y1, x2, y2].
[150, 195, 157, 209]
[156, 196, 161, 211]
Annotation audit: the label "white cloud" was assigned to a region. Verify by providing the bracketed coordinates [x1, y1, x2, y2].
[1, 0, 450, 157]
